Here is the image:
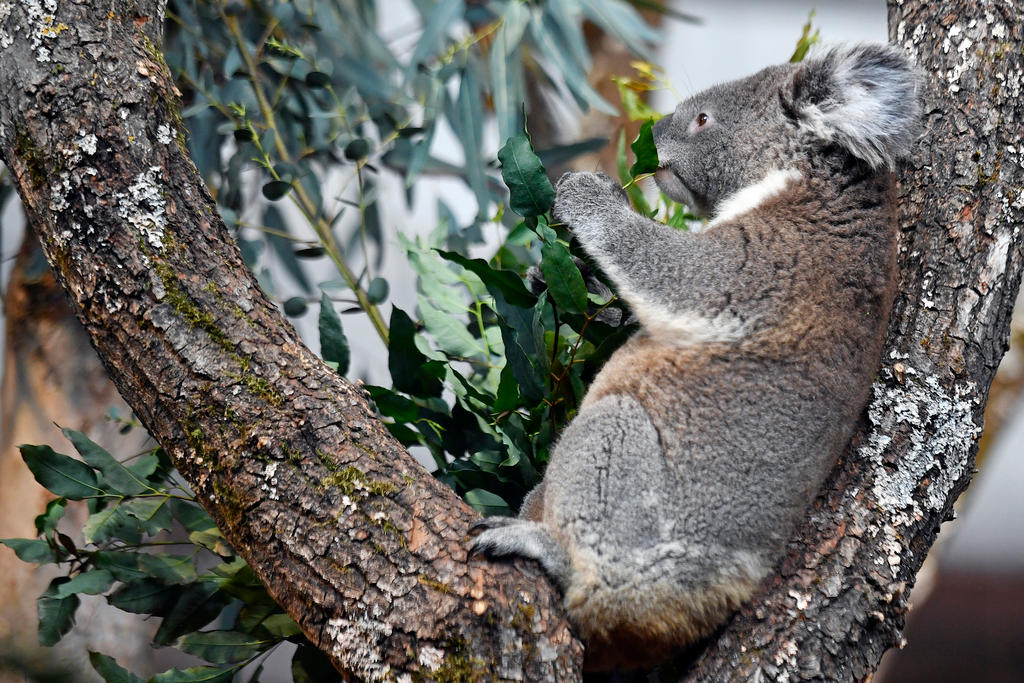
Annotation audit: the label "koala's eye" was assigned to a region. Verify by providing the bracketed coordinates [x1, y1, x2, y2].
[696, 112, 709, 127]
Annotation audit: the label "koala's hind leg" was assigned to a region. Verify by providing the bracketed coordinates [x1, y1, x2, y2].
[470, 517, 571, 591]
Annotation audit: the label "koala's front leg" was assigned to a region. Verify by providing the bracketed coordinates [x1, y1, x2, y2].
[553, 172, 636, 255]
[554, 172, 695, 311]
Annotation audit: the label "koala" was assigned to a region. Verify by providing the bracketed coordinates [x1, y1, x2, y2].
[471, 43, 921, 671]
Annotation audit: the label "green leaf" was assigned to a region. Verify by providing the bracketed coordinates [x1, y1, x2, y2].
[54, 570, 115, 598]
[38, 578, 80, 646]
[388, 308, 444, 398]
[260, 613, 303, 638]
[613, 77, 662, 122]
[629, 120, 659, 177]
[89, 651, 145, 683]
[20, 444, 100, 499]
[538, 225, 588, 315]
[124, 497, 174, 535]
[489, 1, 529, 143]
[83, 501, 131, 544]
[366, 277, 389, 304]
[264, 205, 313, 294]
[169, 498, 216, 533]
[304, 70, 331, 88]
[617, 130, 652, 215]
[174, 630, 268, 664]
[34, 497, 67, 535]
[136, 553, 198, 584]
[107, 578, 179, 615]
[529, 14, 616, 115]
[452, 69, 489, 218]
[153, 581, 228, 646]
[464, 488, 512, 516]
[790, 10, 820, 63]
[150, 666, 235, 683]
[577, 0, 658, 61]
[127, 451, 160, 481]
[0, 538, 57, 563]
[188, 528, 234, 557]
[284, 297, 308, 317]
[261, 180, 292, 200]
[436, 250, 536, 308]
[63, 428, 149, 495]
[498, 134, 555, 218]
[419, 296, 485, 359]
[318, 292, 350, 375]
[404, 0, 464, 77]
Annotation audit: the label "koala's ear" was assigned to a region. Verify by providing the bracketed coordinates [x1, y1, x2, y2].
[786, 43, 923, 169]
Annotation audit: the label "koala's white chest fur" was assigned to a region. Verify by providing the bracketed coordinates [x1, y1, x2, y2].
[612, 168, 804, 347]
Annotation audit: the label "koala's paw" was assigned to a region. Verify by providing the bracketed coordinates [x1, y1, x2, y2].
[468, 518, 572, 590]
[552, 172, 630, 241]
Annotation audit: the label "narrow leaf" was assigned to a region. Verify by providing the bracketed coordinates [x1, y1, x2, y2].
[538, 225, 588, 315]
[63, 428, 148, 495]
[89, 651, 145, 683]
[174, 630, 267, 664]
[318, 292, 350, 375]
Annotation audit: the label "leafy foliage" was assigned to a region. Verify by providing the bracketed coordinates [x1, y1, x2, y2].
[4, 431, 337, 681]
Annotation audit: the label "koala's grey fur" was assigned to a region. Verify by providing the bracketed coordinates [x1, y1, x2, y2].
[471, 43, 921, 671]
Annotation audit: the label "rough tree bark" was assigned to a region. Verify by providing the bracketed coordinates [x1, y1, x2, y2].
[0, 2, 1019, 683]
[0, 2, 579, 680]
[685, 2, 1024, 680]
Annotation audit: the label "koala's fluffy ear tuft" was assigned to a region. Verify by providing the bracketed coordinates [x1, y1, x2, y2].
[788, 43, 923, 169]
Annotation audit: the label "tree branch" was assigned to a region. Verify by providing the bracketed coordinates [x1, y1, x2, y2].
[0, 3, 581, 679]
[686, 2, 1024, 679]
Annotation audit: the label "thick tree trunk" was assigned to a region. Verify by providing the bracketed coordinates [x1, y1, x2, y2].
[685, 2, 1024, 680]
[0, 1, 1020, 682]
[0, 3, 580, 680]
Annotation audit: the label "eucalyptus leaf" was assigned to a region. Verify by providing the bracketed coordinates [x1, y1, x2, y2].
[174, 630, 268, 664]
[62, 428, 148, 495]
[497, 134, 555, 219]
[629, 119, 659, 177]
[0, 538, 57, 564]
[318, 292, 350, 374]
[388, 307, 444, 398]
[538, 225, 588, 314]
[21, 444, 100, 499]
[89, 651, 145, 683]
[153, 580, 228, 645]
[38, 578, 79, 646]
[54, 569, 115, 598]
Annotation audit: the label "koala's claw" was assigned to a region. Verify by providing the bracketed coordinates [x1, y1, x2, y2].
[469, 516, 518, 535]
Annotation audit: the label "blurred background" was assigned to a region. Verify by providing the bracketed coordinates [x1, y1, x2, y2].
[0, 0, 1020, 681]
